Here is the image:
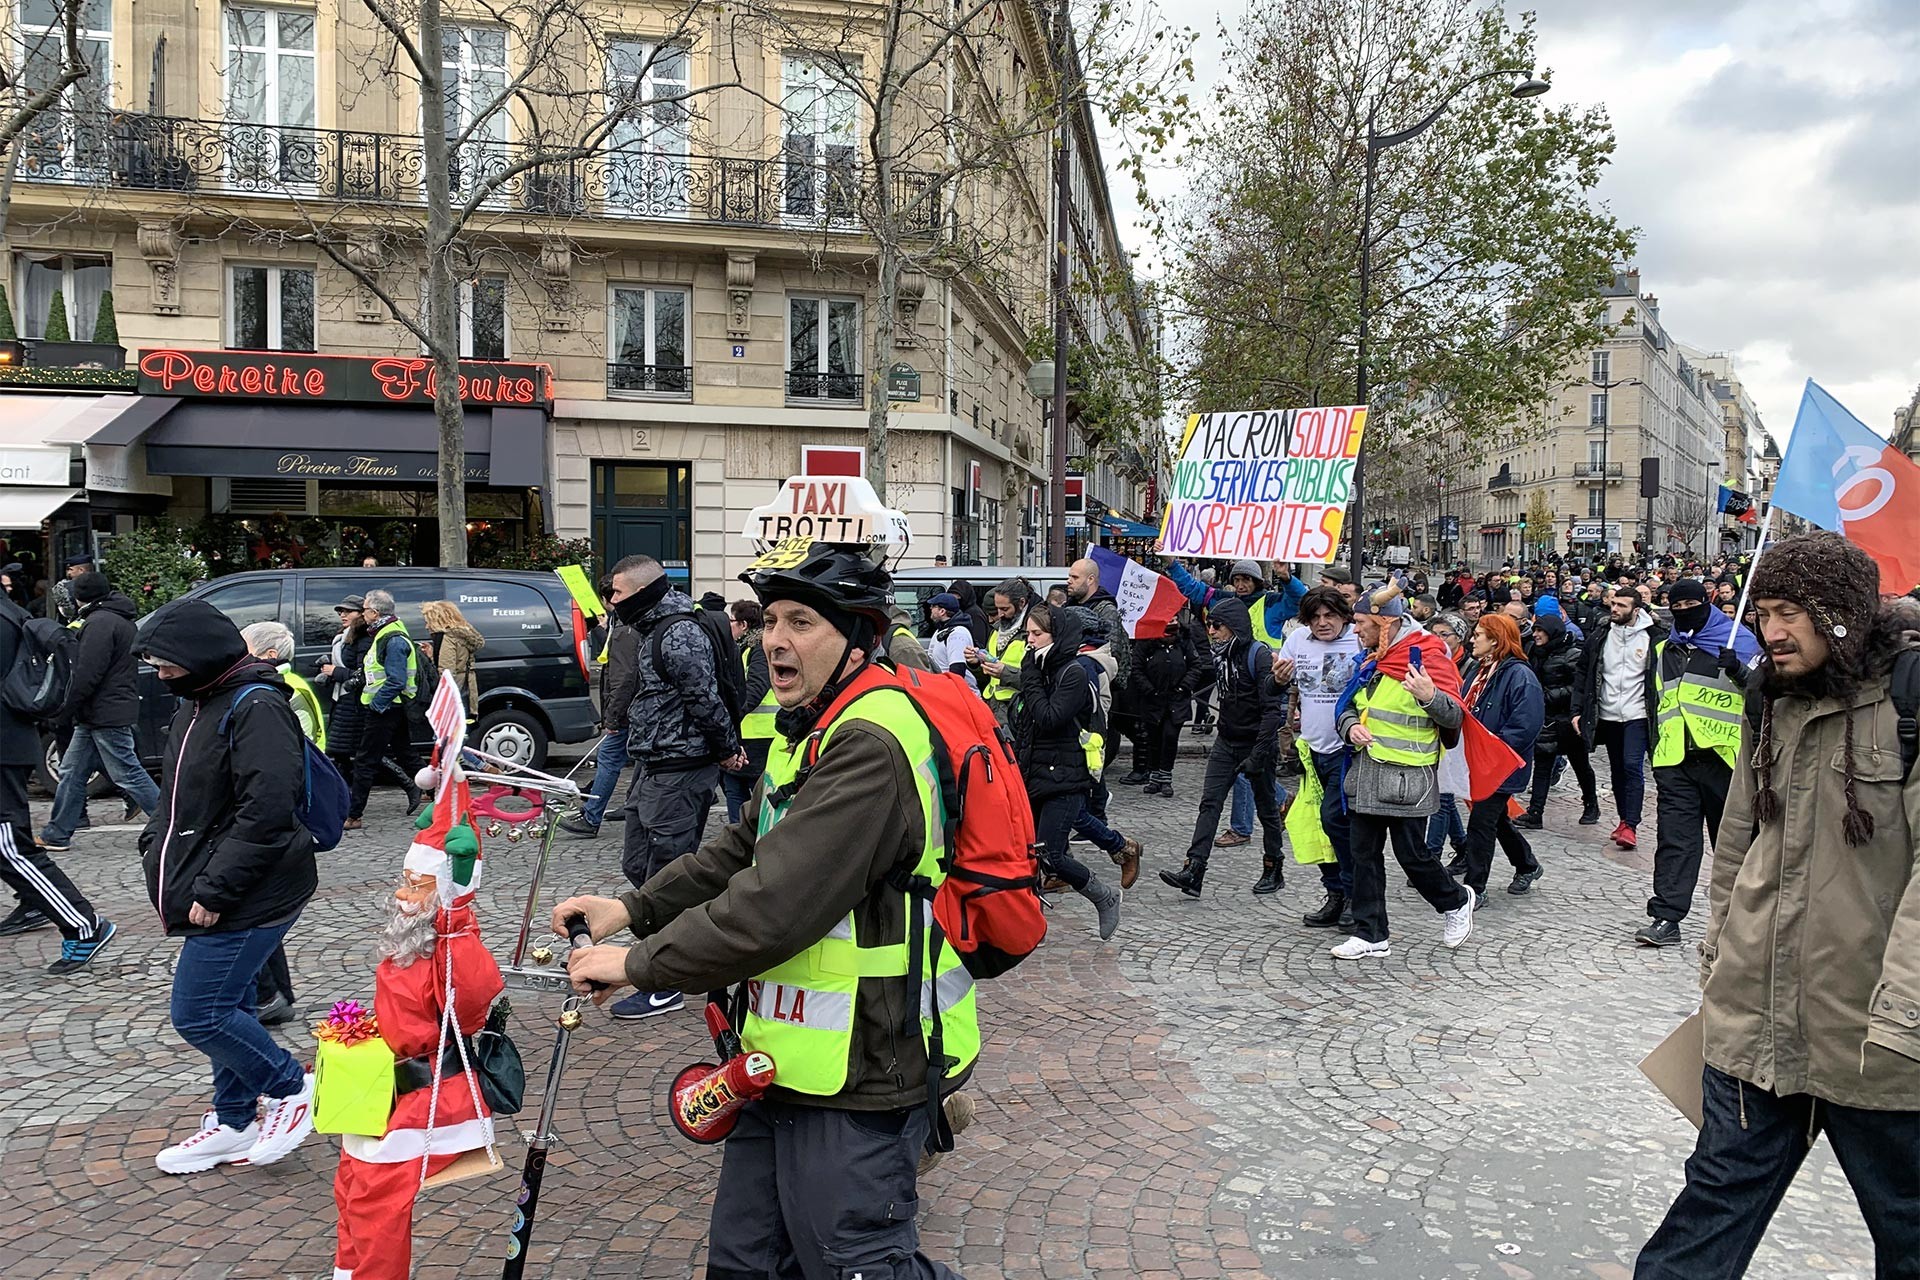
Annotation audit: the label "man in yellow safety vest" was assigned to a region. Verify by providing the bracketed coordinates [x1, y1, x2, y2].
[970, 577, 1034, 726]
[559, 541, 973, 1279]
[1635, 577, 1761, 948]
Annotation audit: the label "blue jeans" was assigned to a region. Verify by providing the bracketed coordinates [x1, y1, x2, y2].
[1426, 793, 1467, 856]
[1636, 1065, 1920, 1279]
[1073, 798, 1126, 856]
[721, 743, 770, 825]
[579, 731, 629, 827]
[1312, 748, 1354, 897]
[43, 724, 161, 843]
[170, 918, 308, 1130]
[1230, 774, 1253, 837]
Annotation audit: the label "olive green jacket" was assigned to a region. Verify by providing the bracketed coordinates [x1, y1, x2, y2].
[1701, 664, 1920, 1110]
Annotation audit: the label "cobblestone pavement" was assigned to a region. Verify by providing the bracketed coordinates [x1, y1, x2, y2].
[0, 750, 1878, 1279]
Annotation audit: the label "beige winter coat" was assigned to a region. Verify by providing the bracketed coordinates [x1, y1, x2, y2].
[1700, 665, 1920, 1110]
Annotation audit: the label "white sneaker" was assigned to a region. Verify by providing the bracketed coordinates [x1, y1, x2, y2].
[247, 1071, 316, 1166]
[156, 1113, 260, 1174]
[1331, 935, 1390, 960]
[1442, 889, 1475, 950]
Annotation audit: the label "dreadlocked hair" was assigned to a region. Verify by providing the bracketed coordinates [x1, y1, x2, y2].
[1751, 697, 1780, 826]
[1840, 709, 1875, 847]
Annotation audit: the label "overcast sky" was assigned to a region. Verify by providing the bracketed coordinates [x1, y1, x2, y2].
[1120, 0, 1920, 445]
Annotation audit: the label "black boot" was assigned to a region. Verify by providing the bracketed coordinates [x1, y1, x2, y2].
[1252, 857, 1284, 895]
[1158, 857, 1206, 898]
[1302, 891, 1345, 927]
[1579, 799, 1602, 825]
[1512, 810, 1544, 830]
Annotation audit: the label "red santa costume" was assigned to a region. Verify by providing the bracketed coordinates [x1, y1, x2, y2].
[331, 770, 504, 1280]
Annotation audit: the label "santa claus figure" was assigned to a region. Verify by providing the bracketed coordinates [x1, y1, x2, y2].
[331, 769, 503, 1280]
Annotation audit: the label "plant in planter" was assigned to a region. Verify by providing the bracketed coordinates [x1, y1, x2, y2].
[43, 289, 69, 342]
[103, 523, 211, 615]
[92, 290, 118, 344]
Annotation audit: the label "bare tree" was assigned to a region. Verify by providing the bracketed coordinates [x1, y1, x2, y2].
[1662, 490, 1712, 557]
[0, 0, 106, 292]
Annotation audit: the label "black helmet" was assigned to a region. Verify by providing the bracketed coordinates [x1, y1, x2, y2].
[740, 542, 893, 627]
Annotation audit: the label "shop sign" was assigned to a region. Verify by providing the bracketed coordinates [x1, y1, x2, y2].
[273, 451, 489, 482]
[136, 349, 553, 409]
[1571, 521, 1621, 541]
[0, 446, 70, 486]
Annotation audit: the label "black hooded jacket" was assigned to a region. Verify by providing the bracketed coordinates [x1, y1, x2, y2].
[65, 590, 141, 727]
[1012, 607, 1095, 802]
[1207, 596, 1284, 748]
[138, 598, 317, 936]
[1528, 613, 1586, 729]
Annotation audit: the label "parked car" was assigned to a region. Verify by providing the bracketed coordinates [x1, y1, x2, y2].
[38, 567, 600, 789]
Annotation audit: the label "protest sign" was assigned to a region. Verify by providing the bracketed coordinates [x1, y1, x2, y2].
[1157, 405, 1368, 562]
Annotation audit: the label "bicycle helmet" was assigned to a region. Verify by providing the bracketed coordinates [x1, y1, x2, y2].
[740, 542, 894, 629]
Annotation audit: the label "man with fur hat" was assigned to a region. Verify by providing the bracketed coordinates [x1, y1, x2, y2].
[1634, 575, 1761, 947]
[330, 760, 504, 1280]
[1636, 531, 1920, 1277]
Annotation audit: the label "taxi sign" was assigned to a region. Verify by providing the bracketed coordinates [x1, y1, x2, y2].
[743, 473, 911, 556]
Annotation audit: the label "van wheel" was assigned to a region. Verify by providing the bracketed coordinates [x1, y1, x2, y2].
[37, 735, 115, 799]
[475, 708, 548, 771]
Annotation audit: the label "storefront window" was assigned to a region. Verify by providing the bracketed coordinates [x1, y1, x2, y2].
[229, 264, 315, 351]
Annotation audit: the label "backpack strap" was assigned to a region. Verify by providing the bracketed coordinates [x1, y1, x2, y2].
[217, 684, 279, 736]
[1893, 648, 1920, 781]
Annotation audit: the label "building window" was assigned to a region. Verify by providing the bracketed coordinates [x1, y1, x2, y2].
[1588, 440, 1606, 467]
[1589, 392, 1609, 427]
[224, 5, 316, 182]
[1588, 489, 1605, 518]
[606, 41, 689, 213]
[421, 274, 507, 359]
[780, 55, 858, 221]
[787, 295, 859, 401]
[17, 252, 111, 340]
[608, 285, 689, 394]
[444, 26, 508, 197]
[1590, 350, 1609, 383]
[18, 0, 112, 175]
[229, 264, 315, 351]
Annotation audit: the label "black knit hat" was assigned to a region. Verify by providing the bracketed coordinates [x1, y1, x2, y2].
[1746, 530, 1883, 846]
[1667, 578, 1709, 607]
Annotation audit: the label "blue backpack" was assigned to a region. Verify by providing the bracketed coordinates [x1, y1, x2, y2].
[221, 684, 351, 852]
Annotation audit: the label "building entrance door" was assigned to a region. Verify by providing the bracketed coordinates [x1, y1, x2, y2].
[593, 461, 691, 580]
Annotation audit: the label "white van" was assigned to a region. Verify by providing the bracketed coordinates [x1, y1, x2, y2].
[889, 564, 1073, 616]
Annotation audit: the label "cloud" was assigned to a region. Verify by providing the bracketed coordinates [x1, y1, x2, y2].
[1677, 61, 1850, 133]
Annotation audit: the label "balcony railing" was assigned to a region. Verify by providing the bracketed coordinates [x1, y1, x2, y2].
[1573, 462, 1624, 480]
[607, 363, 691, 395]
[787, 370, 862, 403]
[1487, 472, 1514, 491]
[16, 110, 943, 233]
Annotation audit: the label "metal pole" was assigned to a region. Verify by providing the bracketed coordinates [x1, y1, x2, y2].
[1046, 1, 1071, 567]
[1348, 108, 1378, 583]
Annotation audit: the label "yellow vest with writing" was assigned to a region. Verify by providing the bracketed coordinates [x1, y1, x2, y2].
[1651, 641, 1743, 768]
[741, 688, 981, 1097]
[1354, 674, 1441, 766]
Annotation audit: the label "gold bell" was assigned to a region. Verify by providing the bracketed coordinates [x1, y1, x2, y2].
[485, 821, 502, 838]
[506, 826, 524, 844]
[559, 1009, 583, 1031]
[530, 945, 554, 965]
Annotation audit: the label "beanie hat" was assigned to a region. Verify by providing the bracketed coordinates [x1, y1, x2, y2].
[1532, 594, 1563, 618]
[1746, 531, 1883, 846]
[1228, 559, 1265, 586]
[71, 571, 110, 604]
[1667, 578, 1709, 607]
[405, 776, 484, 908]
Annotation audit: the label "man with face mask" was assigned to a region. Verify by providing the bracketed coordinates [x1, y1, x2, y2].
[1635, 576, 1761, 948]
[1635, 531, 1920, 1278]
[603, 553, 745, 1019]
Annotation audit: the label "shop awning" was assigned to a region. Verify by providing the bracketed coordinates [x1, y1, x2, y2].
[109, 400, 546, 487]
[1098, 514, 1161, 538]
[0, 487, 80, 528]
[0, 394, 112, 447]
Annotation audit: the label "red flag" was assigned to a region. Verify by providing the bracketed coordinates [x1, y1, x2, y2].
[1461, 713, 1526, 803]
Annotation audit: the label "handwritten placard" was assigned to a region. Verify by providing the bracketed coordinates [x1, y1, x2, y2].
[1157, 405, 1368, 562]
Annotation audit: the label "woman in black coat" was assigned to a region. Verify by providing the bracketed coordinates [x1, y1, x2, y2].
[1124, 604, 1213, 798]
[1011, 604, 1120, 940]
[1522, 612, 1599, 825]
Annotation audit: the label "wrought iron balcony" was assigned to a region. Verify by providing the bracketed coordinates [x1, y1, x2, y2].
[16, 110, 943, 233]
[606, 363, 691, 395]
[786, 369, 862, 403]
[1572, 462, 1624, 480]
[1487, 472, 1515, 491]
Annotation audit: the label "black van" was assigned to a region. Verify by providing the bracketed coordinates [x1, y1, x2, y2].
[76, 568, 600, 783]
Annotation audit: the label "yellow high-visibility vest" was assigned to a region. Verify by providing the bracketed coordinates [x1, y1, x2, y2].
[1651, 641, 1743, 768]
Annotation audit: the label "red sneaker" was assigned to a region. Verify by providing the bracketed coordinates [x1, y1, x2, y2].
[1611, 822, 1637, 850]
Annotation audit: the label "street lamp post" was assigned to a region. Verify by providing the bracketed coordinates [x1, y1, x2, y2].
[1580, 374, 1640, 557]
[1348, 69, 1549, 582]
[1044, 0, 1074, 567]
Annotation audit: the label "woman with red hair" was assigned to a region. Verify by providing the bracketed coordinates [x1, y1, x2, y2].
[1454, 613, 1546, 902]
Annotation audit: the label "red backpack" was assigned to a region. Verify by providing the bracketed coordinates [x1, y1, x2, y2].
[785, 662, 1046, 979]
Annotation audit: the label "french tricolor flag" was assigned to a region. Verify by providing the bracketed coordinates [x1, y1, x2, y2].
[1089, 547, 1185, 640]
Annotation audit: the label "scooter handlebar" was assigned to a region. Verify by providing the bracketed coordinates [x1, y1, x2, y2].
[563, 914, 607, 992]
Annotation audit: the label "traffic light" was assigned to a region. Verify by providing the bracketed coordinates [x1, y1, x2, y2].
[1517, 515, 1528, 533]
[1371, 520, 1382, 536]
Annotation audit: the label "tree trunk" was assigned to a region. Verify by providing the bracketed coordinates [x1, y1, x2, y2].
[418, 0, 469, 569]
[866, 79, 898, 501]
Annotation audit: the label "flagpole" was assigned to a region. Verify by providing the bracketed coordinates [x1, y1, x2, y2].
[1730, 505, 1776, 627]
